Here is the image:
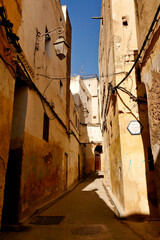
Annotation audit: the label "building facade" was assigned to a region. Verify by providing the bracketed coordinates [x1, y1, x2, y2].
[70, 75, 102, 175]
[134, 1, 160, 215]
[99, 0, 160, 217]
[0, 0, 85, 228]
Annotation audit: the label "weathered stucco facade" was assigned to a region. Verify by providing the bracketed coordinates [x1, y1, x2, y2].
[0, 0, 85, 228]
[134, 1, 160, 214]
[99, 0, 160, 217]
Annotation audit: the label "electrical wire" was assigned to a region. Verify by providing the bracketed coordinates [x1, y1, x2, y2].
[116, 89, 140, 123]
[38, 75, 63, 120]
[102, 82, 146, 130]
[37, 73, 68, 80]
[117, 86, 147, 103]
[102, 4, 160, 129]
[17, 55, 67, 127]
[43, 78, 55, 96]
[113, 4, 160, 90]
[40, 95, 56, 121]
[0, 54, 66, 126]
[102, 83, 112, 130]
[37, 71, 128, 81]
[0, 53, 16, 76]
[69, 130, 81, 144]
[69, 119, 80, 135]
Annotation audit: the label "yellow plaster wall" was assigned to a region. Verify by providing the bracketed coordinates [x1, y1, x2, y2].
[112, 0, 150, 214]
[134, 0, 159, 50]
[19, 87, 82, 221]
[99, 0, 151, 216]
[0, 0, 21, 226]
[0, 0, 82, 224]
[134, 1, 160, 214]
[17, 0, 68, 125]
[99, 0, 125, 210]
[119, 111, 149, 215]
[0, 60, 15, 225]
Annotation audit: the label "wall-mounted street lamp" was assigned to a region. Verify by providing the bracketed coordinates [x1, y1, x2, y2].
[38, 26, 69, 60]
[53, 36, 69, 60]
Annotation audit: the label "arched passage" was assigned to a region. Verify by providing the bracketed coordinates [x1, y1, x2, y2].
[94, 145, 103, 171]
[137, 81, 158, 217]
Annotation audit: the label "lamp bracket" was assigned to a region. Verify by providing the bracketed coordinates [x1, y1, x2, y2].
[38, 26, 64, 38]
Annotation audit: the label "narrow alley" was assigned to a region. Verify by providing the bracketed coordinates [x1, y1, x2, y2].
[0, 0, 160, 239]
[1, 173, 159, 240]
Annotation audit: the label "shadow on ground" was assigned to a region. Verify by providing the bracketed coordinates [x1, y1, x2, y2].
[0, 173, 158, 240]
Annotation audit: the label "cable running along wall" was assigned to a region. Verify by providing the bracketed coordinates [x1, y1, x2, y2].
[102, 5, 160, 130]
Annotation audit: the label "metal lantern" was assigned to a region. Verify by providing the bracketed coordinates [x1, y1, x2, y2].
[53, 36, 69, 60]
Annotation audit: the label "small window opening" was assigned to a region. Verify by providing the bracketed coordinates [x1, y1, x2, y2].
[122, 16, 128, 26]
[45, 27, 51, 56]
[43, 112, 49, 142]
[136, 67, 141, 82]
[93, 116, 97, 119]
[60, 17, 62, 25]
[148, 147, 155, 171]
[95, 145, 102, 154]
[60, 80, 63, 98]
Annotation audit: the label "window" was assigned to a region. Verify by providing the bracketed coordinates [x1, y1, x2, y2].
[93, 116, 97, 119]
[148, 147, 154, 171]
[45, 27, 51, 57]
[43, 112, 49, 142]
[136, 67, 141, 82]
[122, 16, 128, 26]
[60, 80, 63, 98]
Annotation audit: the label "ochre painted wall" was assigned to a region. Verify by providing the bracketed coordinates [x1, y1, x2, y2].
[99, 0, 151, 216]
[0, 61, 15, 225]
[0, 0, 85, 227]
[134, 1, 160, 215]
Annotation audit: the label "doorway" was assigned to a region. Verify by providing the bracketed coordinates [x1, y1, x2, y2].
[95, 154, 101, 171]
[137, 82, 158, 216]
[95, 145, 102, 171]
[2, 79, 28, 226]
